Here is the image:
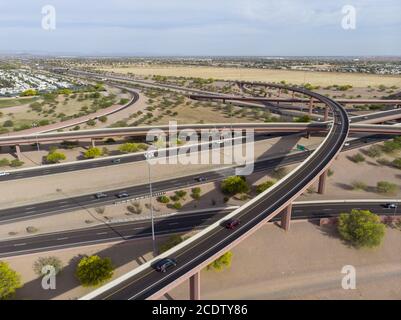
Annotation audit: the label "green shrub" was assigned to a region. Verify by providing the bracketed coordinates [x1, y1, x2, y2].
[366, 145, 382, 158]
[349, 153, 365, 163]
[172, 202, 182, 210]
[338, 209, 385, 248]
[191, 187, 201, 194]
[377, 181, 398, 194]
[0, 158, 10, 167]
[221, 176, 250, 195]
[10, 159, 24, 167]
[0, 261, 22, 299]
[256, 180, 275, 194]
[393, 158, 401, 169]
[75, 255, 114, 287]
[351, 181, 368, 191]
[207, 251, 233, 271]
[157, 195, 170, 204]
[83, 147, 103, 159]
[86, 119, 96, 126]
[98, 116, 107, 123]
[46, 151, 66, 164]
[175, 190, 187, 199]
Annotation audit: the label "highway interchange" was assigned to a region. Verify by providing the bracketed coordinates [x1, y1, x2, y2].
[79, 83, 350, 299]
[1, 72, 400, 300]
[0, 132, 394, 224]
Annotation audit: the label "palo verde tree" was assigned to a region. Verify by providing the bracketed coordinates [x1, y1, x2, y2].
[0, 261, 22, 299]
[207, 251, 233, 272]
[75, 255, 114, 287]
[338, 209, 385, 248]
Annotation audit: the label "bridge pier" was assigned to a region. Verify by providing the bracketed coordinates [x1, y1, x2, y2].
[324, 107, 329, 121]
[309, 98, 314, 115]
[189, 271, 201, 300]
[318, 170, 328, 194]
[15, 145, 22, 161]
[281, 203, 293, 231]
[91, 138, 96, 148]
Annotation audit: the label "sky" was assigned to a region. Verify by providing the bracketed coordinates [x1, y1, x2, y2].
[0, 0, 400, 56]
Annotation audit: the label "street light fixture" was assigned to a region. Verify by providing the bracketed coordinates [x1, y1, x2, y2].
[145, 150, 157, 256]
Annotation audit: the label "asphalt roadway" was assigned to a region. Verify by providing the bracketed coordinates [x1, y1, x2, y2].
[0, 201, 398, 258]
[0, 133, 393, 224]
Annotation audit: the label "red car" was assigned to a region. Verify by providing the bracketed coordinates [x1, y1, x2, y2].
[225, 219, 240, 230]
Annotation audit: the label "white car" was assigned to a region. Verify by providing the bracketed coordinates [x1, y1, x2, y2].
[0, 172, 10, 176]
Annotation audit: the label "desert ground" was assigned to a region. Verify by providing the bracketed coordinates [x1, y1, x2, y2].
[100, 65, 401, 88]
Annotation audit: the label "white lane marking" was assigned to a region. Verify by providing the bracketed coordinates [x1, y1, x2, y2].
[57, 237, 69, 241]
[97, 232, 108, 235]
[14, 243, 26, 247]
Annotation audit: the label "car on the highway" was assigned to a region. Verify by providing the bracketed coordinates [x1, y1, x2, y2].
[384, 203, 398, 209]
[111, 158, 121, 164]
[224, 219, 240, 230]
[116, 192, 129, 198]
[344, 142, 350, 147]
[153, 258, 177, 273]
[94, 192, 108, 199]
[195, 177, 207, 182]
[0, 172, 10, 176]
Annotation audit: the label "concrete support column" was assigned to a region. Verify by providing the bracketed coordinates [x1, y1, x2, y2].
[15, 144, 22, 161]
[91, 138, 96, 148]
[189, 271, 201, 300]
[277, 88, 281, 97]
[318, 170, 328, 194]
[281, 203, 293, 231]
[309, 98, 314, 115]
[324, 107, 329, 121]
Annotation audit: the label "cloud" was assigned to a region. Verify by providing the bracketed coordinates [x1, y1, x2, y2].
[0, 0, 400, 55]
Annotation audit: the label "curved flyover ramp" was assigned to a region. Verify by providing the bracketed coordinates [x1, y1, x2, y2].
[80, 84, 349, 300]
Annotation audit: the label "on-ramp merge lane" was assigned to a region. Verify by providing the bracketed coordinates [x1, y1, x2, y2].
[82, 84, 349, 300]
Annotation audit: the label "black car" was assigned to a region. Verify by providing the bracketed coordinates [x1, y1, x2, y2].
[195, 177, 207, 182]
[116, 192, 129, 198]
[112, 158, 121, 164]
[383, 203, 398, 209]
[94, 192, 108, 199]
[225, 219, 240, 230]
[153, 258, 177, 273]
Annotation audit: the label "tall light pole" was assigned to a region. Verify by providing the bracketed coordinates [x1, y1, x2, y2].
[145, 150, 156, 256]
[31, 123, 41, 162]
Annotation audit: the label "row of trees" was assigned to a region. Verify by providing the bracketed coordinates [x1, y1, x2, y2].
[0, 254, 115, 299]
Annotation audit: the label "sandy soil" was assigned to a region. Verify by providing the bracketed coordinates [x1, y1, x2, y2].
[100, 65, 401, 88]
[300, 146, 401, 201]
[167, 221, 401, 300]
